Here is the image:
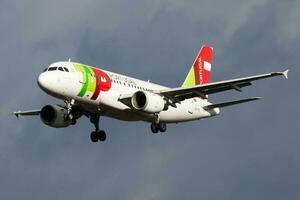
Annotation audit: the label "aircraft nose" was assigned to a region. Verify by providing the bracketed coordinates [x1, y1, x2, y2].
[37, 73, 48, 90]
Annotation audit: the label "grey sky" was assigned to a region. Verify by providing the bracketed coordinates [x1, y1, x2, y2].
[0, 0, 299, 199]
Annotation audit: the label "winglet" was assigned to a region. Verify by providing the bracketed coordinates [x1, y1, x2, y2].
[282, 69, 289, 79]
[13, 111, 20, 119]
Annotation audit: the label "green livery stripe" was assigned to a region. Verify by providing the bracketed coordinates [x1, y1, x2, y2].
[75, 64, 96, 97]
[75, 64, 88, 97]
[86, 67, 96, 93]
[182, 66, 195, 87]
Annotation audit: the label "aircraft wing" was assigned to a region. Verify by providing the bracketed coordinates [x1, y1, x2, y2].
[13, 109, 41, 118]
[155, 70, 288, 102]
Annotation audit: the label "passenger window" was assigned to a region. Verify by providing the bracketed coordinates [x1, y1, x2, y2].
[58, 67, 64, 71]
[63, 67, 69, 72]
[48, 67, 57, 71]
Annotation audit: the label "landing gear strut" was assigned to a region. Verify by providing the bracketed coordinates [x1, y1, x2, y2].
[151, 122, 167, 134]
[90, 114, 106, 142]
[64, 99, 75, 122]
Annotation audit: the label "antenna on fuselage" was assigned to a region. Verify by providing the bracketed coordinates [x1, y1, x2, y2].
[68, 58, 71, 62]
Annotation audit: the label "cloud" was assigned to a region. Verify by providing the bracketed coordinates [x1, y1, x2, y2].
[0, 0, 299, 200]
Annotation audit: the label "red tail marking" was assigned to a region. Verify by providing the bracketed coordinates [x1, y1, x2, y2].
[193, 45, 213, 85]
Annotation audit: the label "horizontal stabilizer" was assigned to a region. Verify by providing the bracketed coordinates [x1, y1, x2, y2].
[203, 97, 261, 110]
[283, 69, 289, 79]
[13, 109, 41, 118]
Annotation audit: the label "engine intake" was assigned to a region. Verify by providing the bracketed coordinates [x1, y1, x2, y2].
[40, 105, 72, 128]
[131, 91, 167, 113]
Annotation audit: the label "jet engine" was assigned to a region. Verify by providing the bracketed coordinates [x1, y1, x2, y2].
[40, 105, 72, 128]
[131, 91, 168, 113]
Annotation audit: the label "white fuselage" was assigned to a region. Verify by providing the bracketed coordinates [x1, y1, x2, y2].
[37, 61, 220, 124]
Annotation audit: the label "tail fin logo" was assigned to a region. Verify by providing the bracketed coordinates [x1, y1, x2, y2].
[182, 45, 213, 87]
[204, 61, 211, 71]
[194, 45, 213, 85]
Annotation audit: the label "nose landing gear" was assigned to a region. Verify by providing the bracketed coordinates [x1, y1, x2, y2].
[63, 99, 107, 143]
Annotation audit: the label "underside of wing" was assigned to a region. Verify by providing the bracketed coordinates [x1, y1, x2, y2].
[118, 93, 133, 107]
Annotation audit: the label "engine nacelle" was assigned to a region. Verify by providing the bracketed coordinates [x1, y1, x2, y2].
[131, 91, 167, 113]
[40, 105, 72, 128]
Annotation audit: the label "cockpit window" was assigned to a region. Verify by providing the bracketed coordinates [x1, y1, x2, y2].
[58, 67, 64, 71]
[63, 67, 69, 72]
[43, 68, 48, 72]
[48, 67, 57, 71]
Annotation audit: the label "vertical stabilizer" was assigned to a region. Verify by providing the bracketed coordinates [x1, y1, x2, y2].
[182, 45, 213, 87]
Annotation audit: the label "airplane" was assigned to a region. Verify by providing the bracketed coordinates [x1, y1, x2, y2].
[14, 45, 289, 143]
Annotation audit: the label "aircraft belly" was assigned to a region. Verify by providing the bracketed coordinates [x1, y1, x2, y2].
[159, 100, 213, 123]
[77, 101, 138, 122]
[101, 109, 142, 121]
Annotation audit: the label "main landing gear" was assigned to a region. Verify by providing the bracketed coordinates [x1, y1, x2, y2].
[90, 114, 106, 143]
[151, 122, 167, 134]
[90, 130, 106, 143]
[64, 99, 106, 143]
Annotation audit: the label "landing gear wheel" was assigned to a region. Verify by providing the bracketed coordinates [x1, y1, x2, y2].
[158, 122, 167, 132]
[90, 131, 98, 143]
[98, 130, 106, 142]
[89, 115, 107, 142]
[151, 123, 159, 134]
